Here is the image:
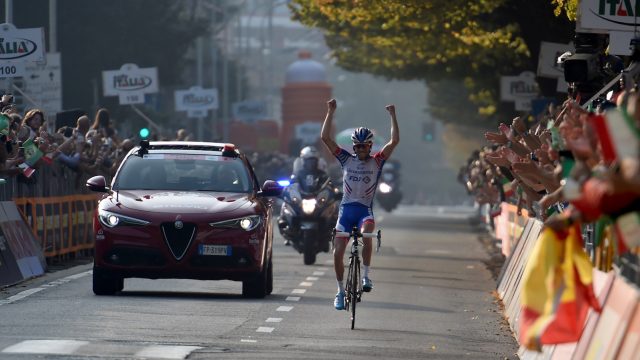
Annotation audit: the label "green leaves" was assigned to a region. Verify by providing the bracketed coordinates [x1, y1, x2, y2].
[289, 0, 571, 123]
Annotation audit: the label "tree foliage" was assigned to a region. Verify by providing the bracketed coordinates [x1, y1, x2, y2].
[290, 0, 573, 125]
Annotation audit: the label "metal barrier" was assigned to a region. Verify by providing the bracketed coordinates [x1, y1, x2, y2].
[1, 163, 100, 260]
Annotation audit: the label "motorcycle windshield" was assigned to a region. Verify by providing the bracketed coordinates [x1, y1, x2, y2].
[299, 174, 321, 194]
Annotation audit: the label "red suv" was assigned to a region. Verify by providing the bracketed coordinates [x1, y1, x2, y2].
[86, 141, 282, 298]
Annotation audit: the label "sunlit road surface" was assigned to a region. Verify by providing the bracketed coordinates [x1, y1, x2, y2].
[0, 205, 518, 359]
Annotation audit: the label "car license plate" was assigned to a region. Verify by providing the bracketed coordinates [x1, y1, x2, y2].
[199, 245, 232, 256]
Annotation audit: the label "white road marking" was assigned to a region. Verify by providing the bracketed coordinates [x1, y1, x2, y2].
[266, 318, 282, 323]
[286, 296, 301, 302]
[2, 340, 89, 355]
[256, 327, 274, 333]
[0, 288, 45, 306]
[425, 250, 452, 255]
[306, 276, 319, 281]
[276, 306, 293, 312]
[134, 345, 202, 359]
[0, 271, 92, 306]
[299, 282, 313, 287]
[291, 289, 306, 294]
[312, 271, 325, 276]
[241, 339, 257, 343]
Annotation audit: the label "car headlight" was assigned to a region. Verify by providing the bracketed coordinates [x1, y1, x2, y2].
[379, 182, 392, 194]
[210, 215, 261, 231]
[98, 209, 150, 228]
[301, 199, 316, 215]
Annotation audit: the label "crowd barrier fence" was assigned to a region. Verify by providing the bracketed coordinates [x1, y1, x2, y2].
[491, 201, 640, 359]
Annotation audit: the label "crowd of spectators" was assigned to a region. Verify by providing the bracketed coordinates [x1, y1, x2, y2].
[459, 86, 639, 256]
[0, 96, 297, 188]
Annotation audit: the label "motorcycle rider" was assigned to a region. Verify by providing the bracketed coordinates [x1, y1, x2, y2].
[321, 98, 399, 310]
[291, 146, 329, 189]
[280, 146, 330, 246]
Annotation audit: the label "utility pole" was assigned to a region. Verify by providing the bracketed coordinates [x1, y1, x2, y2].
[49, 0, 57, 52]
[5, 0, 12, 23]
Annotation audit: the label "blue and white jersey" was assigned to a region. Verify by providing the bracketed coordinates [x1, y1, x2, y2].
[333, 147, 386, 207]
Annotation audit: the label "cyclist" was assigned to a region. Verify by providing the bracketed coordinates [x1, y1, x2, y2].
[320, 98, 399, 310]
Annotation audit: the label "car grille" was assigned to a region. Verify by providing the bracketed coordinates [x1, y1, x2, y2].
[161, 222, 197, 260]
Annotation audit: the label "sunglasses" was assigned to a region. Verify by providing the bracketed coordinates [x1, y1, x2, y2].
[353, 143, 370, 150]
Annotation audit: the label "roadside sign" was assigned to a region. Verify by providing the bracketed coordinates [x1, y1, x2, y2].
[0, 23, 45, 79]
[578, 0, 640, 33]
[537, 42, 572, 79]
[102, 63, 158, 105]
[232, 100, 267, 123]
[22, 53, 62, 115]
[174, 86, 218, 118]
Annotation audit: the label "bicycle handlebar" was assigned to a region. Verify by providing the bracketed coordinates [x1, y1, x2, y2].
[334, 231, 379, 239]
[333, 230, 382, 252]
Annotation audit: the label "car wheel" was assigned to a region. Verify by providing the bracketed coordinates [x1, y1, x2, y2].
[93, 267, 121, 296]
[266, 258, 273, 295]
[242, 265, 268, 298]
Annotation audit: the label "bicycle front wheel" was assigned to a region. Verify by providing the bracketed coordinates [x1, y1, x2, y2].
[350, 258, 360, 330]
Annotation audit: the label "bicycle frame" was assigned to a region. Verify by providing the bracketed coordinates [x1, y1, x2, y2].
[333, 227, 381, 329]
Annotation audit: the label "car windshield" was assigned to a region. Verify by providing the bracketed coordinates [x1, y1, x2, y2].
[113, 153, 252, 192]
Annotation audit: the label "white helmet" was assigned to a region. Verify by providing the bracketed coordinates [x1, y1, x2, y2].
[300, 146, 319, 159]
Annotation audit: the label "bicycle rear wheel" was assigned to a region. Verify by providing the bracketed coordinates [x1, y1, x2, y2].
[350, 258, 360, 329]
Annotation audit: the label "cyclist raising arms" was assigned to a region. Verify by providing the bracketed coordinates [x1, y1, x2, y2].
[321, 98, 399, 310]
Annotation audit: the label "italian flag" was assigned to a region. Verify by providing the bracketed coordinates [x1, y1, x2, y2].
[589, 110, 639, 164]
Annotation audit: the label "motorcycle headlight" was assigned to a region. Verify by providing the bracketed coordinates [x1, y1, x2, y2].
[98, 209, 150, 228]
[302, 199, 317, 215]
[210, 215, 261, 231]
[379, 183, 392, 194]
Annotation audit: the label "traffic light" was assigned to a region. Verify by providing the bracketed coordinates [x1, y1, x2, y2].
[139, 127, 150, 139]
[422, 122, 435, 142]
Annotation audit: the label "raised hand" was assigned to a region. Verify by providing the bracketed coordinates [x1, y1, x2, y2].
[385, 104, 396, 115]
[484, 131, 508, 145]
[327, 99, 337, 111]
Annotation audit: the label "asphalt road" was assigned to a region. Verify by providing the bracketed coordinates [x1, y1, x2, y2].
[0, 205, 518, 359]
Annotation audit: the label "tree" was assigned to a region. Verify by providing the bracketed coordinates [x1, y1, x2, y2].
[289, 0, 573, 126]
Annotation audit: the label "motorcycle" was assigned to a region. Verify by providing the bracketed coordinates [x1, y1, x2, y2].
[376, 168, 402, 212]
[277, 174, 341, 265]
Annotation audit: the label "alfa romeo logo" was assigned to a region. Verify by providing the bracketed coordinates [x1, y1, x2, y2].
[174, 220, 184, 229]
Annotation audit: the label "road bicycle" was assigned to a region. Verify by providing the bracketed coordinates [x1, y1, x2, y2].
[333, 226, 382, 329]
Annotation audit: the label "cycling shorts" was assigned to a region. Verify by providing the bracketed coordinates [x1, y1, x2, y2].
[335, 203, 374, 235]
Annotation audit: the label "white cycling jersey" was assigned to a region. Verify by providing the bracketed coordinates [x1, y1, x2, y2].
[333, 147, 386, 207]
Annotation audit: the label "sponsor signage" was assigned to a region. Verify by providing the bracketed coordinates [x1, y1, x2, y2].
[0, 23, 45, 62]
[232, 100, 267, 123]
[500, 71, 539, 111]
[578, 0, 640, 32]
[174, 86, 218, 118]
[0, 23, 46, 79]
[102, 63, 158, 105]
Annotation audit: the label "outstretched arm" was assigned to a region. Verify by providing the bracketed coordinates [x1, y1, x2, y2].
[321, 99, 339, 154]
[381, 104, 399, 159]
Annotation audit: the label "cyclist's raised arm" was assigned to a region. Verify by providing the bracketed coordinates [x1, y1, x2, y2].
[321, 99, 339, 155]
[380, 104, 399, 159]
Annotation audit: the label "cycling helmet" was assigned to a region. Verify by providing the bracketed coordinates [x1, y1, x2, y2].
[351, 127, 374, 144]
[300, 146, 319, 159]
